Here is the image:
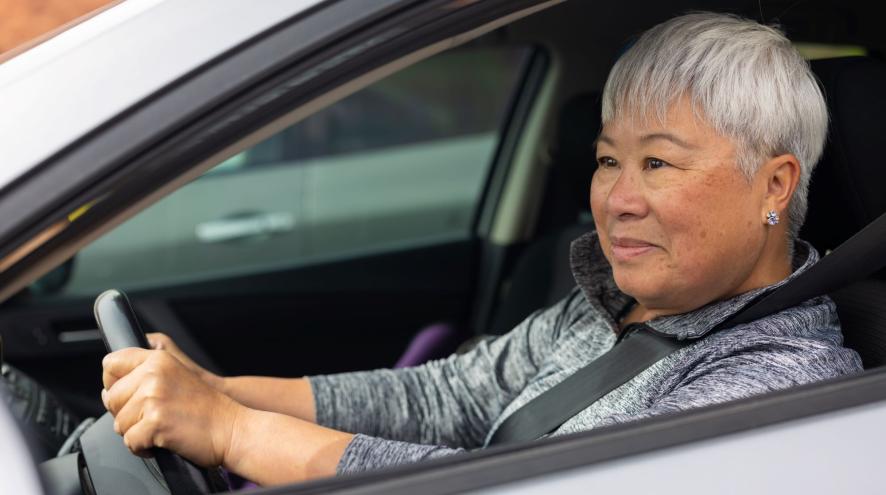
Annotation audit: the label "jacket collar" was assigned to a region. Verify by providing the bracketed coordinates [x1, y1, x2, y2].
[569, 231, 821, 339]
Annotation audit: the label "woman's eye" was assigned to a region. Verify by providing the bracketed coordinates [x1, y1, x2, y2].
[646, 158, 669, 170]
[597, 156, 617, 168]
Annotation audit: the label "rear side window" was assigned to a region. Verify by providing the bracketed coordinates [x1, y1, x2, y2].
[49, 45, 529, 295]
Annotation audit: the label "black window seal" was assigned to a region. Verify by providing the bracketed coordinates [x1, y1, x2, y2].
[473, 46, 551, 238]
[467, 46, 551, 334]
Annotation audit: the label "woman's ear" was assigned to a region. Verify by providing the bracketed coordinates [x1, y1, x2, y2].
[762, 153, 801, 214]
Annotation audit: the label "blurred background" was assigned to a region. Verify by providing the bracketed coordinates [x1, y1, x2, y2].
[0, 0, 114, 56]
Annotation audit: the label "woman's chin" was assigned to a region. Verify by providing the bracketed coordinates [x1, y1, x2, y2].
[612, 272, 669, 304]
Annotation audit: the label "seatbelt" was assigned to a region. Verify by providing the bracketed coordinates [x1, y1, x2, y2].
[488, 211, 886, 445]
[488, 325, 685, 445]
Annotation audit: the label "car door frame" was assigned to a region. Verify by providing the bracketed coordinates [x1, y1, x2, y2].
[1, 0, 885, 493]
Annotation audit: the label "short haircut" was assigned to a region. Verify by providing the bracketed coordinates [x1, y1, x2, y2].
[601, 12, 828, 238]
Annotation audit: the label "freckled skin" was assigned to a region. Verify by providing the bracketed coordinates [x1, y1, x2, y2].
[592, 97, 798, 321]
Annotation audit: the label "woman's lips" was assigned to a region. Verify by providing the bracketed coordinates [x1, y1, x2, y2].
[610, 237, 658, 261]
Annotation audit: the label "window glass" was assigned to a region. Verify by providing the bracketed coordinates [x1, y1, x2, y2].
[50, 46, 529, 295]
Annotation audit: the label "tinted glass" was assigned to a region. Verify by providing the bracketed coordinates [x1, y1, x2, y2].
[43, 46, 528, 295]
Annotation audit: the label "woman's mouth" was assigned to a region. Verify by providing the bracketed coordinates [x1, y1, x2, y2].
[610, 237, 658, 261]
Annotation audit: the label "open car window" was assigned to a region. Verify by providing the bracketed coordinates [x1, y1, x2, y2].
[28, 45, 529, 297]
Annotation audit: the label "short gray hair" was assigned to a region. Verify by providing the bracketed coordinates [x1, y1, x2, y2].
[601, 12, 828, 238]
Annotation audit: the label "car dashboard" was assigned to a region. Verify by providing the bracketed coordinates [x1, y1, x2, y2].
[1, 363, 83, 462]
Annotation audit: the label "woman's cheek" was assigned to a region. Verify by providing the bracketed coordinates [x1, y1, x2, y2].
[589, 172, 611, 215]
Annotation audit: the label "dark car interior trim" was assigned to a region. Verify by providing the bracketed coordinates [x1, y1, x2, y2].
[474, 48, 551, 238]
[470, 47, 551, 334]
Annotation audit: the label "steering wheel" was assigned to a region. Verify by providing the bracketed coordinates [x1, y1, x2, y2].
[77, 289, 228, 495]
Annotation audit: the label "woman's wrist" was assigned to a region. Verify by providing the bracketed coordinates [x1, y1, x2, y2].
[211, 376, 316, 423]
[221, 406, 353, 485]
[201, 371, 227, 394]
[222, 404, 257, 477]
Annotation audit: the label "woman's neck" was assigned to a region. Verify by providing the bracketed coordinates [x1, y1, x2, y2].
[619, 304, 654, 328]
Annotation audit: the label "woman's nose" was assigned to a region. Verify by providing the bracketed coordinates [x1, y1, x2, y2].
[604, 167, 649, 219]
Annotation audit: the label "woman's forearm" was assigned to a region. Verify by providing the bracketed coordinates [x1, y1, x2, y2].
[220, 376, 316, 423]
[224, 407, 352, 485]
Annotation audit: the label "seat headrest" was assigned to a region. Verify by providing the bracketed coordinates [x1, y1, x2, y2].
[535, 93, 602, 233]
[801, 57, 886, 252]
[554, 92, 602, 162]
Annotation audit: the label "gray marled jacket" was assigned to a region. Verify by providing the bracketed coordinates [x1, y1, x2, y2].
[309, 232, 863, 474]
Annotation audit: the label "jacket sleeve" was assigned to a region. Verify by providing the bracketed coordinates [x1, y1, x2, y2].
[334, 434, 466, 474]
[308, 290, 584, 462]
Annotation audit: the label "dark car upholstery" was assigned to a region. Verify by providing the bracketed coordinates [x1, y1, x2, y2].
[487, 93, 601, 336]
[803, 56, 886, 368]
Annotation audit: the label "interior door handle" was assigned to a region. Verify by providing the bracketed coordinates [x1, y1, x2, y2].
[195, 211, 295, 244]
[57, 329, 102, 343]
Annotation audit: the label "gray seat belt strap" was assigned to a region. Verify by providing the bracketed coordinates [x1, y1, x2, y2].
[488, 326, 686, 445]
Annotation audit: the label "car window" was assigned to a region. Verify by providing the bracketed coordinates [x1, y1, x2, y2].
[38, 46, 529, 296]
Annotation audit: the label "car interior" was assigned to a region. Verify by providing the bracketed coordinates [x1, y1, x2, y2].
[2, 0, 886, 492]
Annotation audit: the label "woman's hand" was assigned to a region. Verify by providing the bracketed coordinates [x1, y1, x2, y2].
[148, 332, 319, 425]
[101, 347, 242, 467]
[146, 332, 225, 392]
[101, 347, 352, 484]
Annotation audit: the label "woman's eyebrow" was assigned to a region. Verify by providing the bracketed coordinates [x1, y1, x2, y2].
[594, 134, 614, 149]
[593, 133, 696, 150]
[640, 132, 698, 149]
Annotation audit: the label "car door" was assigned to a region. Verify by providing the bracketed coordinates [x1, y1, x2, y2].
[0, 38, 543, 417]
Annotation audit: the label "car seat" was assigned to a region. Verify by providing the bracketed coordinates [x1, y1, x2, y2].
[803, 56, 886, 368]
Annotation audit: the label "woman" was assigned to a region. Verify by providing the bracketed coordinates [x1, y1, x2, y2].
[100, 12, 863, 485]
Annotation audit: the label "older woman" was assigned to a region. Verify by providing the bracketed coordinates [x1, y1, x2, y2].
[100, 12, 862, 486]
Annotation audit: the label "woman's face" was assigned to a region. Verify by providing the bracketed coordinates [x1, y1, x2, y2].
[591, 98, 774, 314]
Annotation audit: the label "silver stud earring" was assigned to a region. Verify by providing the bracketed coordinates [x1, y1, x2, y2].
[766, 210, 779, 226]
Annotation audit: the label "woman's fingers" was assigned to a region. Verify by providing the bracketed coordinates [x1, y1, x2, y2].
[104, 366, 144, 416]
[122, 416, 161, 456]
[112, 394, 141, 435]
[103, 349, 176, 420]
[146, 332, 206, 376]
[102, 347, 151, 390]
[101, 347, 241, 467]
[146, 332, 169, 350]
